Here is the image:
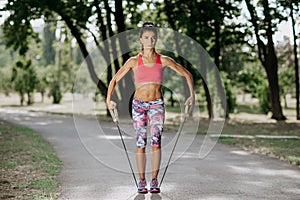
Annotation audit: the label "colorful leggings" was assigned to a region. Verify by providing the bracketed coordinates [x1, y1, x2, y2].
[132, 98, 165, 148]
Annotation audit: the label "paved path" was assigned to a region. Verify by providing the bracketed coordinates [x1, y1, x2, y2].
[1, 109, 300, 200]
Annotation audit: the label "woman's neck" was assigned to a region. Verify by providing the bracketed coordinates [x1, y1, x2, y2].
[142, 48, 156, 58]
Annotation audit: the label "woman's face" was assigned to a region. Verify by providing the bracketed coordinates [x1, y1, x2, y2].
[140, 30, 157, 50]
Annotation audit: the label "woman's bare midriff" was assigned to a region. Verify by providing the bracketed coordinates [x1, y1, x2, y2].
[134, 82, 162, 102]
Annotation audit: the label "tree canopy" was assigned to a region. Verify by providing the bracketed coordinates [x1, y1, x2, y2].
[0, 0, 299, 120]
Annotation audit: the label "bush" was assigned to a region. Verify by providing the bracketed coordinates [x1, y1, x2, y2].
[221, 71, 236, 115]
[257, 80, 270, 114]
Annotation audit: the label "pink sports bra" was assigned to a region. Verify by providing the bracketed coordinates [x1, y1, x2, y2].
[134, 53, 163, 83]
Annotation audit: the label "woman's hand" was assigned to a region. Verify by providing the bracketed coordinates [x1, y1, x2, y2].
[107, 100, 117, 110]
[185, 95, 195, 106]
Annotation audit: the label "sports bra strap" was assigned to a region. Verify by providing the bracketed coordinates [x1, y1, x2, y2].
[138, 53, 161, 66]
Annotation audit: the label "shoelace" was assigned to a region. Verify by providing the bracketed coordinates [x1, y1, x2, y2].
[139, 180, 146, 188]
[151, 179, 158, 188]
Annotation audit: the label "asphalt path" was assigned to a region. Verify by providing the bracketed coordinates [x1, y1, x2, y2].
[1, 109, 299, 200]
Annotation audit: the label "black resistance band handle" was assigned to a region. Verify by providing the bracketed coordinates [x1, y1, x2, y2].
[109, 107, 119, 124]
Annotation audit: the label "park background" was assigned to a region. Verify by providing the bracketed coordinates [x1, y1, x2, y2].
[0, 0, 300, 199]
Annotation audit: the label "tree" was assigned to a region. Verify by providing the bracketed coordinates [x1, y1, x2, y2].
[11, 59, 38, 105]
[277, 0, 300, 120]
[159, 0, 244, 118]
[43, 22, 56, 66]
[279, 66, 294, 108]
[1, 0, 106, 95]
[244, 0, 286, 120]
[1, 0, 142, 116]
[0, 69, 12, 96]
[276, 37, 297, 109]
[289, 1, 300, 119]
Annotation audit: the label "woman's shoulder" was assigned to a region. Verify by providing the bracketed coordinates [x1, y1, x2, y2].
[159, 54, 175, 65]
[131, 53, 144, 60]
[158, 54, 172, 60]
[122, 55, 138, 69]
[128, 55, 138, 61]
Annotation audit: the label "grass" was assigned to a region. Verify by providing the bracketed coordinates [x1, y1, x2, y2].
[219, 137, 300, 165]
[235, 103, 265, 114]
[166, 105, 300, 167]
[0, 120, 62, 199]
[216, 103, 300, 166]
[165, 103, 300, 166]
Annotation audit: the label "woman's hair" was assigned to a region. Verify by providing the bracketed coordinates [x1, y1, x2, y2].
[139, 21, 157, 38]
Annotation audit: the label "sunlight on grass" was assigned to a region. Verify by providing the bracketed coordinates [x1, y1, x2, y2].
[286, 156, 300, 165]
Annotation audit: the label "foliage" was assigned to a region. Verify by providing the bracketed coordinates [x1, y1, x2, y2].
[0, 0, 298, 119]
[257, 79, 271, 114]
[1, 1, 40, 55]
[279, 67, 294, 96]
[43, 22, 56, 66]
[236, 63, 271, 113]
[43, 66, 63, 104]
[237, 63, 265, 95]
[220, 45, 252, 82]
[11, 59, 38, 105]
[0, 69, 12, 96]
[276, 37, 296, 99]
[35, 74, 48, 103]
[221, 71, 236, 114]
[0, 35, 14, 68]
[51, 82, 62, 104]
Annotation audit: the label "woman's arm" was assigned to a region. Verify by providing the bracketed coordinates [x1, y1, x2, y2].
[162, 56, 195, 106]
[106, 57, 136, 110]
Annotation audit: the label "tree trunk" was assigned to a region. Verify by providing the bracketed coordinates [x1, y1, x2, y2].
[20, 93, 24, 106]
[290, 3, 300, 120]
[265, 65, 285, 120]
[262, 0, 286, 120]
[213, 11, 227, 118]
[203, 78, 213, 118]
[27, 92, 33, 105]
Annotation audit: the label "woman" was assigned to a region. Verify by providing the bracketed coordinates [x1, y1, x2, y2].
[106, 21, 194, 194]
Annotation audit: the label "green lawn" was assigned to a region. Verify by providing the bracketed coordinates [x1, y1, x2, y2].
[219, 137, 300, 165]
[0, 120, 62, 200]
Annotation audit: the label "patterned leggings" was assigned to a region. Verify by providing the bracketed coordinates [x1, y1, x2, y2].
[132, 98, 165, 148]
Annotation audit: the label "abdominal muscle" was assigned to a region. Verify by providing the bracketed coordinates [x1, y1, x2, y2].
[134, 82, 162, 102]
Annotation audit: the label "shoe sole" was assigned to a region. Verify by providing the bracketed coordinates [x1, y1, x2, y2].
[138, 189, 148, 194]
[150, 189, 160, 193]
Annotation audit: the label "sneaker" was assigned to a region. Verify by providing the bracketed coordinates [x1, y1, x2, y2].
[150, 178, 160, 193]
[138, 179, 148, 194]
